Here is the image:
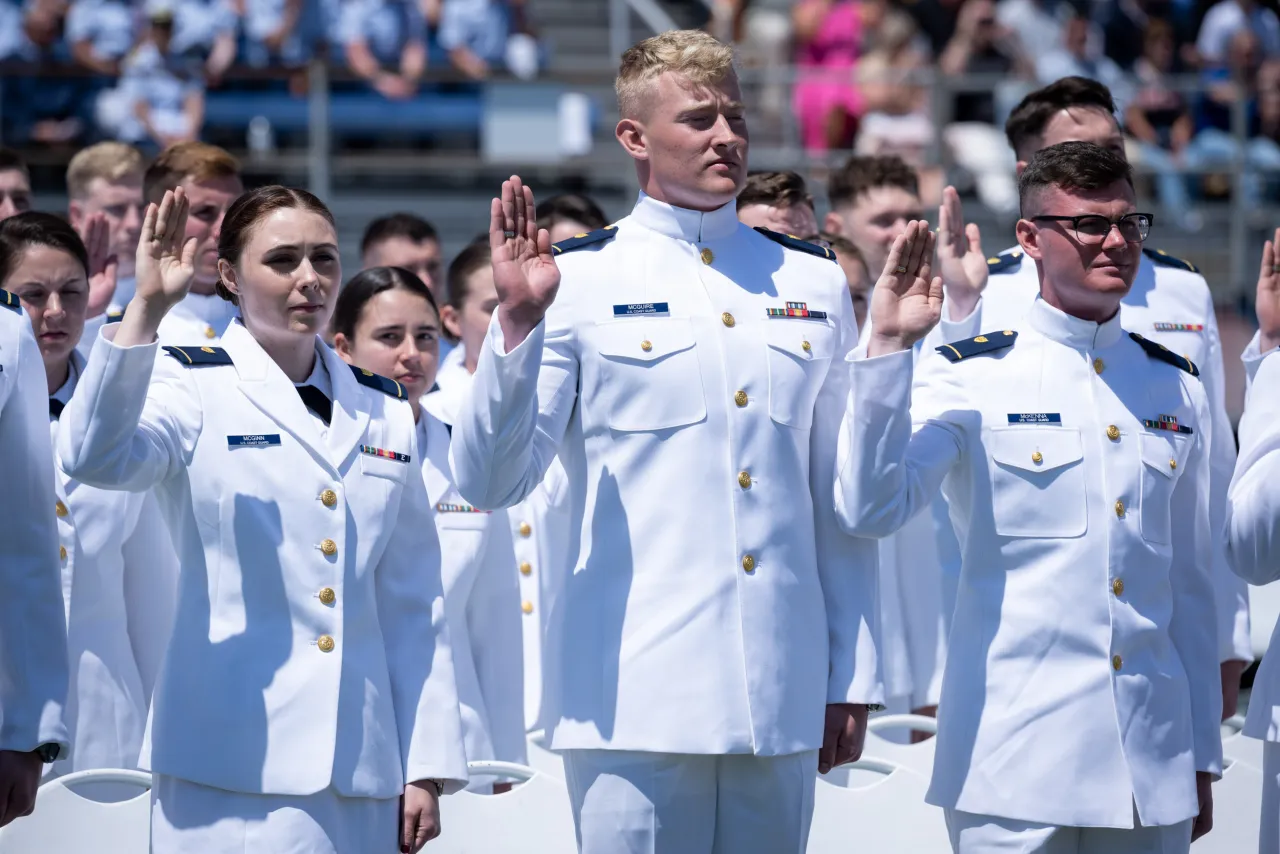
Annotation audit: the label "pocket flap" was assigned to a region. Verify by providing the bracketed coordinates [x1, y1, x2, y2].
[988, 426, 1084, 473]
[765, 323, 834, 362]
[360, 451, 410, 483]
[1140, 432, 1185, 480]
[596, 319, 696, 363]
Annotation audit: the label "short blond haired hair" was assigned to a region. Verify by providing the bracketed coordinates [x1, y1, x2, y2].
[66, 142, 146, 199]
[616, 30, 736, 119]
[144, 142, 241, 204]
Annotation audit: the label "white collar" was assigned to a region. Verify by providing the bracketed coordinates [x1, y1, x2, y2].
[629, 191, 740, 243]
[1027, 296, 1125, 351]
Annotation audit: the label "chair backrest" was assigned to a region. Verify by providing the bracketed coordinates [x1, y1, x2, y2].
[808, 757, 949, 853]
[431, 761, 578, 854]
[1191, 757, 1263, 853]
[0, 769, 152, 854]
[858, 714, 939, 777]
[525, 730, 565, 780]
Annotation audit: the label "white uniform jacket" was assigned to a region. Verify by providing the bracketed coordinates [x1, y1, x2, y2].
[0, 294, 69, 756]
[427, 353, 573, 733]
[450, 193, 883, 757]
[836, 297, 1222, 828]
[419, 411, 527, 774]
[155, 292, 240, 346]
[57, 320, 469, 797]
[1228, 335, 1280, 741]
[49, 351, 179, 776]
[941, 247, 1251, 664]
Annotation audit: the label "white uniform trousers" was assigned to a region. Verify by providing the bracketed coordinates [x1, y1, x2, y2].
[563, 749, 817, 854]
[150, 775, 399, 854]
[1263, 742, 1280, 854]
[945, 807, 1193, 854]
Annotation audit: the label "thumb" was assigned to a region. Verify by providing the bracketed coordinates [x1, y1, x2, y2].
[965, 222, 982, 255]
[181, 237, 199, 270]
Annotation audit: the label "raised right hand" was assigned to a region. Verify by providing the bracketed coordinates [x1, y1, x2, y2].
[936, 186, 987, 321]
[489, 175, 560, 351]
[1258, 226, 1280, 352]
[133, 188, 197, 314]
[867, 220, 943, 357]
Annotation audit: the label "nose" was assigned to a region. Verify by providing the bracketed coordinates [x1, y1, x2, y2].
[211, 209, 226, 242]
[0, 196, 15, 221]
[124, 204, 142, 233]
[1101, 221, 1130, 250]
[46, 292, 65, 320]
[296, 256, 320, 288]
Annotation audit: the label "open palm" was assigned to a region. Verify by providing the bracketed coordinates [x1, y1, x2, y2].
[936, 186, 987, 299]
[78, 212, 118, 317]
[134, 188, 198, 310]
[1259, 227, 1280, 351]
[868, 220, 944, 353]
[489, 175, 560, 322]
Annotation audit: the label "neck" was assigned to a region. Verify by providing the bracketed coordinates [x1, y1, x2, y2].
[410, 398, 421, 423]
[1039, 279, 1122, 324]
[465, 346, 478, 376]
[636, 167, 733, 214]
[44, 355, 70, 396]
[189, 278, 218, 297]
[252, 325, 316, 383]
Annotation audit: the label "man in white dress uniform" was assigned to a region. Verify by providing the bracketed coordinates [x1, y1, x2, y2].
[1225, 237, 1280, 854]
[837, 142, 1219, 852]
[934, 77, 1254, 718]
[450, 30, 883, 853]
[0, 290, 70, 825]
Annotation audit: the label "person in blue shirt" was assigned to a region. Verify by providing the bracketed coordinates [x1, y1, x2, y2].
[341, 0, 427, 100]
[66, 0, 141, 76]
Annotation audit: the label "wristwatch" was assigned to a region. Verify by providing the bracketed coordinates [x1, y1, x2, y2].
[33, 743, 61, 763]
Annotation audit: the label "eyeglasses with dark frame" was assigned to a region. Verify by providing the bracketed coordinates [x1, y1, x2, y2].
[1029, 213, 1154, 244]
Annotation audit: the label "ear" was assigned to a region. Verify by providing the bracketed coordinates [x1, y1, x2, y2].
[1015, 218, 1042, 261]
[332, 332, 354, 362]
[1015, 160, 1028, 178]
[68, 201, 84, 229]
[218, 258, 239, 297]
[439, 304, 463, 342]
[615, 118, 649, 161]
[823, 210, 845, 237]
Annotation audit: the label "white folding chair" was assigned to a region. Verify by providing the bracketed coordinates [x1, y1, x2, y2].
[432, 760, 577, 853]
[808, 756, 949, 853]
[857, 713, 939, 777]
[525, 729, 565, 780]
[0, 768, 152, 854]
[1191, 756, 1264, 853]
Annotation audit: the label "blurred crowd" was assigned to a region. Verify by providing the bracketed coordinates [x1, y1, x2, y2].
[0, 0, 539, 150]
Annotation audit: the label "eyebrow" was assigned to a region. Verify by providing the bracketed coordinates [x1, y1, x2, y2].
[678, 100, 746, 116]
[263, 242, 339, 253]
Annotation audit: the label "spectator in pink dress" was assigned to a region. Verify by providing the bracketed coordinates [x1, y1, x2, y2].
[792, 0, 865, 151]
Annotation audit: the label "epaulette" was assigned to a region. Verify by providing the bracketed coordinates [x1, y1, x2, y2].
[936, 330, 1018, 363]
[550, 225, 618, 255]
[986, 250, 1023, 275]
[162, 345, 232, 366]
[0, 288, 21, 314]
[105, 311, 124, 324]
[1143, 247, 1199, 274]
[350, 365, 406, 399]
[1129, 332, 1200, 377]
[752, 227, 836, 262]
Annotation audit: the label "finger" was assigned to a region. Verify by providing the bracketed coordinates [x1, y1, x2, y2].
[400, 794, 412, 854]
[174, 192, 191, 251]
[500, 179, 516, 238]
[1261, 239, 1274, 283]
[937, 190, 952, 247]
[918, 229, 937, 283]
[488, 197, 506, 251]
[882, 230, 910, 281]
[537, 226, 553, 259]
[817, 722, 838, 773]
[523, 184, 538, 243]
[906, 221, 928, 274]
[511, 175, 527, 242]
[930, 275, 945, 312]
[181, 236, 199, 270]
[965, 222, 982, 256]
[944, 186, 962, 242]
[140, 201, 158, 247]
[154, 191, 174, 247]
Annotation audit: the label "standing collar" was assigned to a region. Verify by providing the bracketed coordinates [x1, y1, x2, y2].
[629, 191, 741, 243]
[1028, 296, 1124, 350]
[50, 351, 84, 407]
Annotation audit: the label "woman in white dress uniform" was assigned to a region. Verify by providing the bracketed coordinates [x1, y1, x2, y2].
[57, 186, 469, 853]
[332, 265, 526, 794]
[0, 212, 178, 777]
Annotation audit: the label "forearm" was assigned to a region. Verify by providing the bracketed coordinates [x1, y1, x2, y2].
[400, 41, 426, 82]
[345, 41, 382, 81]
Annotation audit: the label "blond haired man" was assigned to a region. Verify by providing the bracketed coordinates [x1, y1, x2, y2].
[451, 30, 883, 853]
[142, 142, 242, 345]
[67, 142, 146, 316]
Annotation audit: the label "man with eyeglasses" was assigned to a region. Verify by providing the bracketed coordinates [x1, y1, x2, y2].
[934, 76, 1253, 725]
[838, 140, 1219, 852]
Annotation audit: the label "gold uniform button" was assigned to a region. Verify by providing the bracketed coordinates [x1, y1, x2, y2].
[700, 247, 715, 265]
[742, 554, 756, 572]
[320, 489, 337, 508]
[518, 522, 532, 537]
[1093, 358, 1105, 374]
[1112, 654, 1123, 671]
[1031, 451, 1043, 465]
[519, 561, 532, 575]
[204, 325, 216, 339]
[738, 471, 752, 489]
[1169, 458, 1177, 470]
[522, 601, 534, 615]
[55, 500, 68, 517]
[1114, 500, 1126, 518]
[641, 339, 653, 352]
[320, 538, 338, 556]
[317, 635, 335, 653]
[1112, 578, 1124, 597]
[722, 312, 735, 328]
[734, 390, 748, 407]
[1106, 425, 1120, 441]
[319, 587, 336, 605]
[59, 545, 67, 561]
[801, 340, 812, 352]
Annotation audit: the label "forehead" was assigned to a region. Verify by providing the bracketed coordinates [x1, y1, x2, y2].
[652, 70, 742, 110]
[0, 169, 30, 190]
[84, 176, 143, 201]
[1038, 108, 1123, 148]
[846, 185, 922, 217]
[246, 206, 336, 246]
[8, 243, 86, 281]
[1036, 180, 1136, 214]
[371, 235, 439, 259]
[180, 174, 243, 202]
[362, 286, 439, 324]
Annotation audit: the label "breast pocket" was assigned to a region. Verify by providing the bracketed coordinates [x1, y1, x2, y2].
[765, 323, 834, 429]
[360, 452, 410, 484]
[987, 427, 1087, 538]
[594, 319, 707, 432]
[1139, 431, 1188, 546]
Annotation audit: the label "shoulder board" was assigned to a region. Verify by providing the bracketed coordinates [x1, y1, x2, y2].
[986, 250, 1023, 275]
[550, 225, 618, 255]
[1128, 331, 1200, 377]
[752, 227, 836, 262]
[162, 345, 232, 366]
[1143, 247, 1199, 274]
[0, 288, 21, 314]
[350, 365, 406, 399]
[105, 311, 124, 324]
[936, 330, 1018, 363]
